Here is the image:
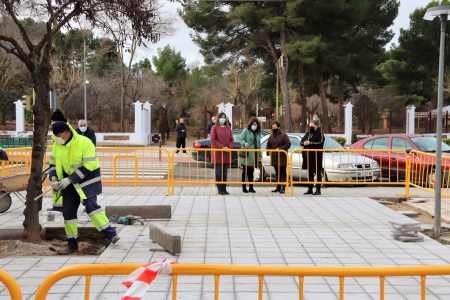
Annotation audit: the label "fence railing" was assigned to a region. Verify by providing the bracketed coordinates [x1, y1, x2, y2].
[34, 263, 450, 300]
[4, 146, 450, 197]
[0, 269, 23, 300]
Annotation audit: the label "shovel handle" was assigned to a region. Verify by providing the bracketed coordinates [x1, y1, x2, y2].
[34, 187, 54, 201]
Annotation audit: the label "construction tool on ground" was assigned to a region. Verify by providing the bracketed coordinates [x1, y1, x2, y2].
[109, 214, 145, 225]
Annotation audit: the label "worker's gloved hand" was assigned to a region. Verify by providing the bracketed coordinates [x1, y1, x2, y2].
[50, 176, 58, 182]
[58, 178, 72, 190]
[51, 181, 60, 190]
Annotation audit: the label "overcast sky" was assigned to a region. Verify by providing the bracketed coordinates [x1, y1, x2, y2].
[135, 0, 432, 66]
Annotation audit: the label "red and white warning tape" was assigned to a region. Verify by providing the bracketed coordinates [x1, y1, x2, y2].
[122, 259, 176, 300]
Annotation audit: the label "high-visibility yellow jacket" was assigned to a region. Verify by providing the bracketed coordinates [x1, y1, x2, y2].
[48, 126, 101, 200]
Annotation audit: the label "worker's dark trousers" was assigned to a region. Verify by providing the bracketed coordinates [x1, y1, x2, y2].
[176, 137, 186, 152]
[62, 184, 116, 250]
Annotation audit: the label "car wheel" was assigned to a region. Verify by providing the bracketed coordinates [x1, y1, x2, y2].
[0, 191, 12, 213]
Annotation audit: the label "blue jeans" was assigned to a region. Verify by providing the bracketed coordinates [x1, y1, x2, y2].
[215, 163, 229, 191]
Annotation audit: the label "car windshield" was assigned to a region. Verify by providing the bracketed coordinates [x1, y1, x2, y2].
[410, 137, 450, 152]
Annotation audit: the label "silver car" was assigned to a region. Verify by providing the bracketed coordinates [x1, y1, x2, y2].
[260, 133, 381, 183]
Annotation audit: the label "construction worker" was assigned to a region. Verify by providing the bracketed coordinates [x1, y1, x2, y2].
[49, 121, 120, 254]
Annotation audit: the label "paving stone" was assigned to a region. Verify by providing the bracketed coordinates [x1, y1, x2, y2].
[396, 235, 425, 242]
[378, 200, 393, 205]
[407, 199, 430, 203]
[149, 222, 181, 255]
[397, 211, 419, 217]
[391, 224, 421, 232]
[390, 229, 419, 236]
[105, 205, 171, 219]
[389, 219, 421, 226]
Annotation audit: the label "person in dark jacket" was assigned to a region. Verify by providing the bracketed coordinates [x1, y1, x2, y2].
[0, 147, 8, 161]
[75, 119, 96, 146]
[206, 116, 216, 138]
[175, 118, 187, 154]
[300, 120, 325, 195]
[266, 120, 291, 194]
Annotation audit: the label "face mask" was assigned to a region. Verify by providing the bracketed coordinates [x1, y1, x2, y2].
[79, 126, 87, 133]
[251, 125, 257, 131]
[55, 137, 65, 145]
[219, 118, 226, 124]
[309, 127, 315, 133]
[272, 128, 278, 134]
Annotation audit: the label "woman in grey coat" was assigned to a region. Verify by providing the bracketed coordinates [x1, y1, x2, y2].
[239, 117, 262, 193]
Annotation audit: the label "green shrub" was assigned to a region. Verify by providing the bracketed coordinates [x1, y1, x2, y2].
[351, 134, 357, 144]
[334, 137, 346, 147]
[443, 138, 450, 146]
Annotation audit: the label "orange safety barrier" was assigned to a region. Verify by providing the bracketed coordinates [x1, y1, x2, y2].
[34, 263, 450, 300]
[169, 148, 290, 195]
[0, 269, 23, 300]
[408, 150, 450, 196]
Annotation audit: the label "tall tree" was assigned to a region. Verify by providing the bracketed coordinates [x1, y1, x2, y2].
[0, 0, 169, 243]
[0, 56, 26, 125]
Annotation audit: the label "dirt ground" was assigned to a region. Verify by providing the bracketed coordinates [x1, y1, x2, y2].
[0, 239, 105, 258]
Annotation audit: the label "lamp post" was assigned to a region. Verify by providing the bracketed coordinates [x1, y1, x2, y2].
[74, 18, 87, 121]
[423, 5, 450, 237]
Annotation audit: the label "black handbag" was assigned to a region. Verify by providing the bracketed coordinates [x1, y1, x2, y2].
[239, 151, 245, 158]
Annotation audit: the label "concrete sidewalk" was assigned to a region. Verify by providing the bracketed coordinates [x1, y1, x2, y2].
[1, 186, 450, 299]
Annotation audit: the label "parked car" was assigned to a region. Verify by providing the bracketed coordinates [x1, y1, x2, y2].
[191, 129, 269, 166]
[260, 133, 380, 183]
[350, 134, 450, 182]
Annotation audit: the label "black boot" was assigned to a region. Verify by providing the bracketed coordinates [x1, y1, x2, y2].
[279, 186, 285, 194]
[242, 185, 249, 193]
[313, 187, 321, 195]
[248, 185, 256, 193]
[304, 187, 313, 195]
[272, 185, 281, 192]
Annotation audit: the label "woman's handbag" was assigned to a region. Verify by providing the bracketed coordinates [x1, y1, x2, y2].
[253, 167, 260, 181]
[239, 151, 245, 158]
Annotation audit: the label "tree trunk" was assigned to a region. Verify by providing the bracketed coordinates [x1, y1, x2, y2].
[23, 63, 51, 243]
[297, 62, 307, 133]
[0, 109, 5, 126]
[337, 87, 344, 134]
[316, 65, 331, 133]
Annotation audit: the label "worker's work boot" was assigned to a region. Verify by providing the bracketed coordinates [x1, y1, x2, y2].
[57, 246, 78, 255]
[111, 235, 121, 244]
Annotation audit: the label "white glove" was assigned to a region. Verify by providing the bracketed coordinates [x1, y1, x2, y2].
[50, 176, 58, 182]
[58, 178, 72, 190]
[51, 181, 60, 190]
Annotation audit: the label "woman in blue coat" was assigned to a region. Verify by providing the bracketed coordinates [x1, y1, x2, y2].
[239, 117, 262, 193]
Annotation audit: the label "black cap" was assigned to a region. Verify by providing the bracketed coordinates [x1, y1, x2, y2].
[52, 121, 70, 135]
[51, 109, 67, 123]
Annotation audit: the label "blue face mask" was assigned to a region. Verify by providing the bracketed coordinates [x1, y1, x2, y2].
[251, 125, 257, 131]
[79, 126, 87, 133]
[219, 118, 226, 124]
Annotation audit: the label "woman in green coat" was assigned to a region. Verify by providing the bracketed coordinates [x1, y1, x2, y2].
[239, 117, 262, 193]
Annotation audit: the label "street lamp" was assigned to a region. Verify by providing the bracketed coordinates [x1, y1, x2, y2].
[423, 5, 450, 237]
[74, 18, 87, 121]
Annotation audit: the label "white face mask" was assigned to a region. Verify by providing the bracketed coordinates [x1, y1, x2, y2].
[79, 126, 87, 133]
[55, 137, 65, 145]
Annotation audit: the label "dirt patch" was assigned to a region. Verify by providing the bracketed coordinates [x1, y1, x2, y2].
[380, 200, 450, 245]
[0, 239, 105, 258]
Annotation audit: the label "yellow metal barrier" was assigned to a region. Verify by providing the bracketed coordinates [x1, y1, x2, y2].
[1, 148, 33, 177]
[288, 149, 411, 196]
[0, 269, 23, 300]
[95, 147, 172, 195]
[408, 150, 450, 196]
[170, 148, 290, 195]
[34, 263, 450, 300]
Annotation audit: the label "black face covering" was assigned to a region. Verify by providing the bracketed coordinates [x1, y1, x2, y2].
[272, 128, 278, 134]
[309, 127, 315, 133]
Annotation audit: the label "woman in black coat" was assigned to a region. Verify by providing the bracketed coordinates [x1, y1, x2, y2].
[300, 120, 325, 195]
[266, 120, 291, 194]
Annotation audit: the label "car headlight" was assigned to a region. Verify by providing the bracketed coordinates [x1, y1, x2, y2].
[372, 160, 379, 168]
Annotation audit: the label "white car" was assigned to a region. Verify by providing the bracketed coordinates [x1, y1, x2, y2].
[260, 133, 381, 183]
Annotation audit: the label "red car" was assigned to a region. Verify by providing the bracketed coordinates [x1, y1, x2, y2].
[350, 134, 450, 183]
